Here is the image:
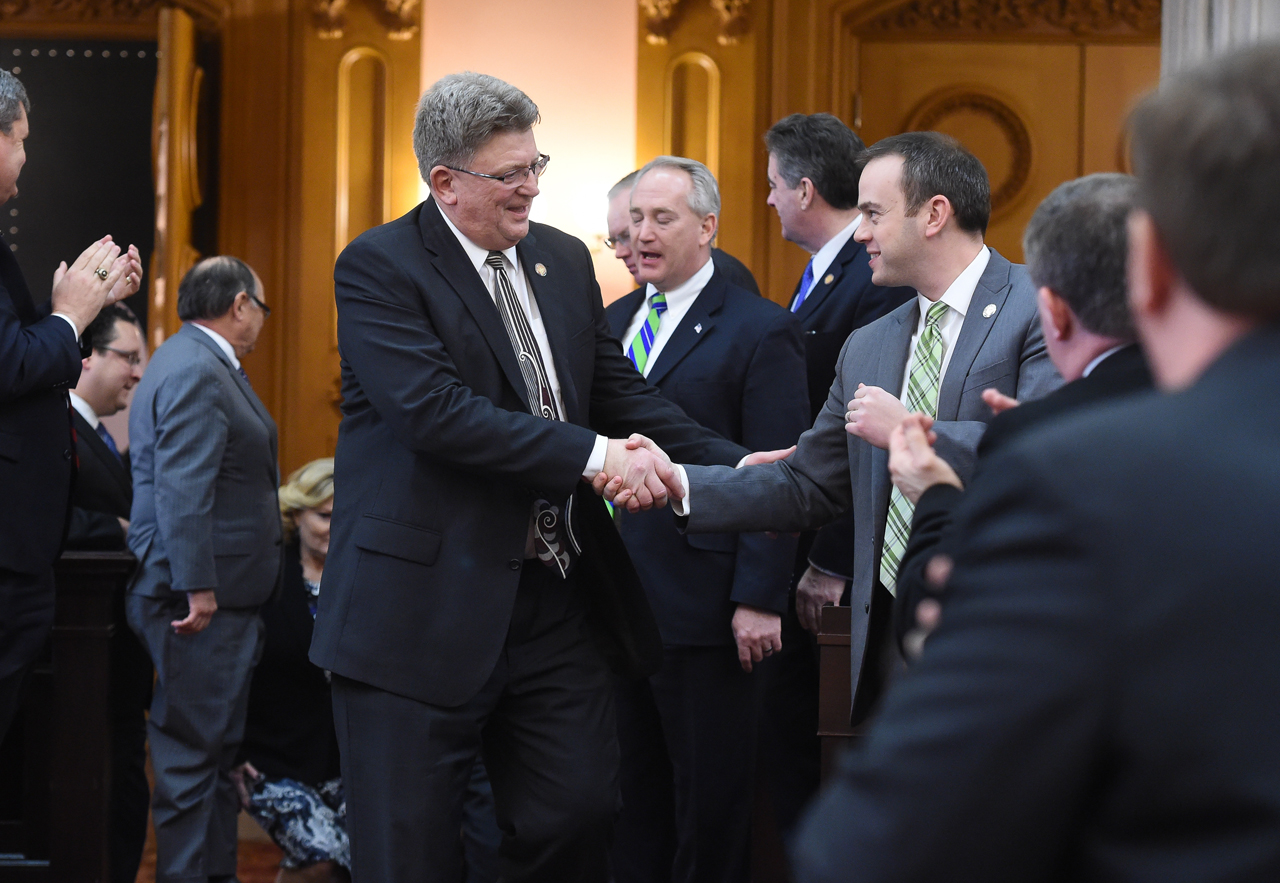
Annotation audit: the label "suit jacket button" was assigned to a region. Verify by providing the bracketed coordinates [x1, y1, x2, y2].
[509, 559, 521, 571]
[64, 448, 73, 460]
[864, 602, 870, 613]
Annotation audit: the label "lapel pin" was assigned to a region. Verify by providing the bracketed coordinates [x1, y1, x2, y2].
[824, 274, 835, 285]
[982, 303, 997, 318]
[694, 323, 703, 334]
[534, 263, 547, 276]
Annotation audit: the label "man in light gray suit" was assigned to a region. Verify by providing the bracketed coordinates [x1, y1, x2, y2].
[127, 256, 282, 883]
[608, 132, 1061, 724]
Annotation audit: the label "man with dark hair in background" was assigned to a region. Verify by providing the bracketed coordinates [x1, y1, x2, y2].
[793, 43, 1280, 882]
[758, 113, 914, 837]
[127, 256, 282, 883]
[0, 66, 142, 740]
[65, 301, 154, 883]
[887, 172, 1153, 658]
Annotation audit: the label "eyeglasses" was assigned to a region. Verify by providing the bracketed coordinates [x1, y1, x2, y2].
[248, 293, 272, 317]
[604, 231, 630, 250]
[99, 346, 142, 367]
[446, 154, 550, 188]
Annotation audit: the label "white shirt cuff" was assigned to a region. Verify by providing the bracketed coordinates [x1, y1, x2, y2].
[582, 435, 609, 480]
[671, 463, 691, 516]
[52, 312, 80, 341]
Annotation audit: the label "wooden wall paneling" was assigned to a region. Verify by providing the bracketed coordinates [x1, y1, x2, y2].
[1081, 44, 1160, 174]
[665, 51, 720, 176]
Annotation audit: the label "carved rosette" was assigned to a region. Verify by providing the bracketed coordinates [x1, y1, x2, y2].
[906, 88, 1033, 218]
[312, 0, 346, 38]
[310, 0, 419, 40]
[711, 0, 749, 45]
[861, 0, 1160, 38]
[640, 0, 680, 45]
[0, 0, 225, 28]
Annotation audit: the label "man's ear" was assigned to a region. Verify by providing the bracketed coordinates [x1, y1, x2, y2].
[921, 195, 953, 239]
[1038, 286, 1074, 341]
[429, 166, 458, 206]
[798, 177, 815, 210]
[700, 212, 718, 247]
[1127, 210, 1174, 323]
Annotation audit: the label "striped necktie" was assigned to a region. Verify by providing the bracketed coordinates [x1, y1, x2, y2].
[879, 299, 949, 594]
[485, 251, 577, 576]
[627, 292, 668, 375]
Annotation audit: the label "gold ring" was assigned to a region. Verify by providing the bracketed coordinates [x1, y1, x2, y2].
[95, 268, 109, 280]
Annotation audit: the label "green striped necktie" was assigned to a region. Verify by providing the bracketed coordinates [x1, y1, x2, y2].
[627, 292, 669, 375]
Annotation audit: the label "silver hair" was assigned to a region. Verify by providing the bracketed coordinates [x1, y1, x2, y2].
[0, 69, 30, 136]
[413, 72, 540, 182]
[635, 155, 720, 217]
[608, 170, 639, 201]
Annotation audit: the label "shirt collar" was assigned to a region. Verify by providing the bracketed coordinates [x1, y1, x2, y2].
[189, 322, 240, 369]
[68, 391, 99, 430]
[1082, 343, 1129, 378]
[439, 204, 521, 277]
[917, 245, 989, 319]
[645, 254, 715, 309]
[809, 214, 861, 283]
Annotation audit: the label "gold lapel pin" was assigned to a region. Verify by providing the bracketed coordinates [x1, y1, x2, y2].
[534, 263, 547, 277]
[824, 274, 835, 285]
[982, 303, 997, 318]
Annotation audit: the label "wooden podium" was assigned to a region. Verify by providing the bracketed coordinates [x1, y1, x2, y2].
[816, 605, 856, 780]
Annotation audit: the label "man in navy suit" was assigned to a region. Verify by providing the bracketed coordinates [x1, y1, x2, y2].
[0, 68, 141, 740]
[605, 156, 809, 883]
[758, 113, 914, 837]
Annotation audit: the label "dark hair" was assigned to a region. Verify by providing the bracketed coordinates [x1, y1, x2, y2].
[1128, 42, 1280, 319]
[177, 256, 257, 321]
[860, 132, 990, 234]
[0, 69, 30, 136]
[764, 113, 866, 210]
[83, 302, 141, 353]
[1023, 174, 1137, 340]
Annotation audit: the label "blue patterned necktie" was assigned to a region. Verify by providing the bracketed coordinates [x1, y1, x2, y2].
[627, 292, 669, 374]
[95, 422, 122, 464]
[237, 364, 252, 388]
[790, 259, 815, 313]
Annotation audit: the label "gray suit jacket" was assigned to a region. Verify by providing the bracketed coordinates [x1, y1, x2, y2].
[682, 250, 1062, 716]
[128, 323, 282, 608]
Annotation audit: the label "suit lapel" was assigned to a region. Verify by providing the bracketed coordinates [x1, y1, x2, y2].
[608, 289, 646, 341]
[869, 300, 919, 529]
[518, 231, 585, 423]
[644, 271, 726, 387]
[72, 410, 131, 500]
[793, 236, 864, 323]
[179, 325, 277, 450]
[936, 250, 1013, 420]
[419, 199, 532, 415]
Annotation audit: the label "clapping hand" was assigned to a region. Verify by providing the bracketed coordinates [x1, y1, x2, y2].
[887, 413, 962, 505]
[846, 383, 909, 450]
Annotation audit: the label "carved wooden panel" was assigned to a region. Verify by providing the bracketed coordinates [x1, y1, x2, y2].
[664, 51, 721, 176]
[858, 0, 1160, 39]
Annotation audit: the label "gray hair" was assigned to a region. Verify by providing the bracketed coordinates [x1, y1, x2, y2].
[1023, 173, 1137, 341]
[413, 72, 540, 182]
[0, 69, 30, 136]
[634, 155, 720, 217]
[177, 256, 258, 321]
[608, 169, 639, 202]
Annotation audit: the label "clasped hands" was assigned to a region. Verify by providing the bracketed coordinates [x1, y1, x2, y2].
[592, 435, 682, 513]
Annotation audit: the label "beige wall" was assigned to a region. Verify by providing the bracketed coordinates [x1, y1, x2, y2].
[421, 0, 640, 303]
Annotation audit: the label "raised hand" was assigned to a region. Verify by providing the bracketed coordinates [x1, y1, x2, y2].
[50, 236, 134, 333]
[846, 383, 909, 449]
[887, 413, 962, 505]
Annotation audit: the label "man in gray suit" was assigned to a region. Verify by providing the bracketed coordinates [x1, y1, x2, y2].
[127, 256, 282, 883]
[609, 132, 1061, 723]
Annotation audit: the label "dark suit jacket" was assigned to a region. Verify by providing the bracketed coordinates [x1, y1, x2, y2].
[790, 233, 915, 579]
[311, 198, 748, 707]
[66, 409, 132, 550]
[710, 248, 760, 297]
[892, 343, 1153, 652]
[605, 270, 809, 645]
[793, 323, 1280, 883]
[0, 233, 81, 579]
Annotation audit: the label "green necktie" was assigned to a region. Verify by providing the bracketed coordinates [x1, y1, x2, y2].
[627, 292, 668, 375]
[880, 299, 949, 594]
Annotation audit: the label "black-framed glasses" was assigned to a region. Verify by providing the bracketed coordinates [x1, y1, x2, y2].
[604, 231, 630, 250]
[446, 154, 550, 188]
[248, 293, 272, 317]
[98, 345, 142, 367]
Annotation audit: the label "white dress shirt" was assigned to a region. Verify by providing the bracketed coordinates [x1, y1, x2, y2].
[798, 215, 862, 303]
[438, 210, 608, 477]
[190, 322, 241, 370]
[68, 391, 100, 430]
[618, 256, 715, 377]
[897, 246, 990, 399]
[1082, 344, 1127, 378]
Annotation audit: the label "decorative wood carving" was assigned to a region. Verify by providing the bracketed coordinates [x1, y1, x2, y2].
[906, 88, 1033, 218]
[711, 0, 749, 45]
[0, 0, 226, 29]
[312, 0, 347, 39]
[640, 0, 680, 45]
[309, 0, 418, 40]
[860, 0, 1160, 38]
[376, 0, 418, 40]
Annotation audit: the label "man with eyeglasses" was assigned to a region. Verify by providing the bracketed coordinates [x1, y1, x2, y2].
[607, 169, 761, 295]
[312, 73, 751, 883]
[63, 302, 153, 883]
[127, 256, 282, 883]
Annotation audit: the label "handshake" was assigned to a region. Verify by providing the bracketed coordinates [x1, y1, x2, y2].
[591, 435, 681, 513]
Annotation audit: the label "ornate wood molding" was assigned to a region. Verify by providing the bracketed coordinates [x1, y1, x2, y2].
[0, 0, 226, 29]
[640, 0, 680, 44]
[860, 0, 1160, 38]
[711, 0, 749, 45]
[310, 0, 418, 40]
